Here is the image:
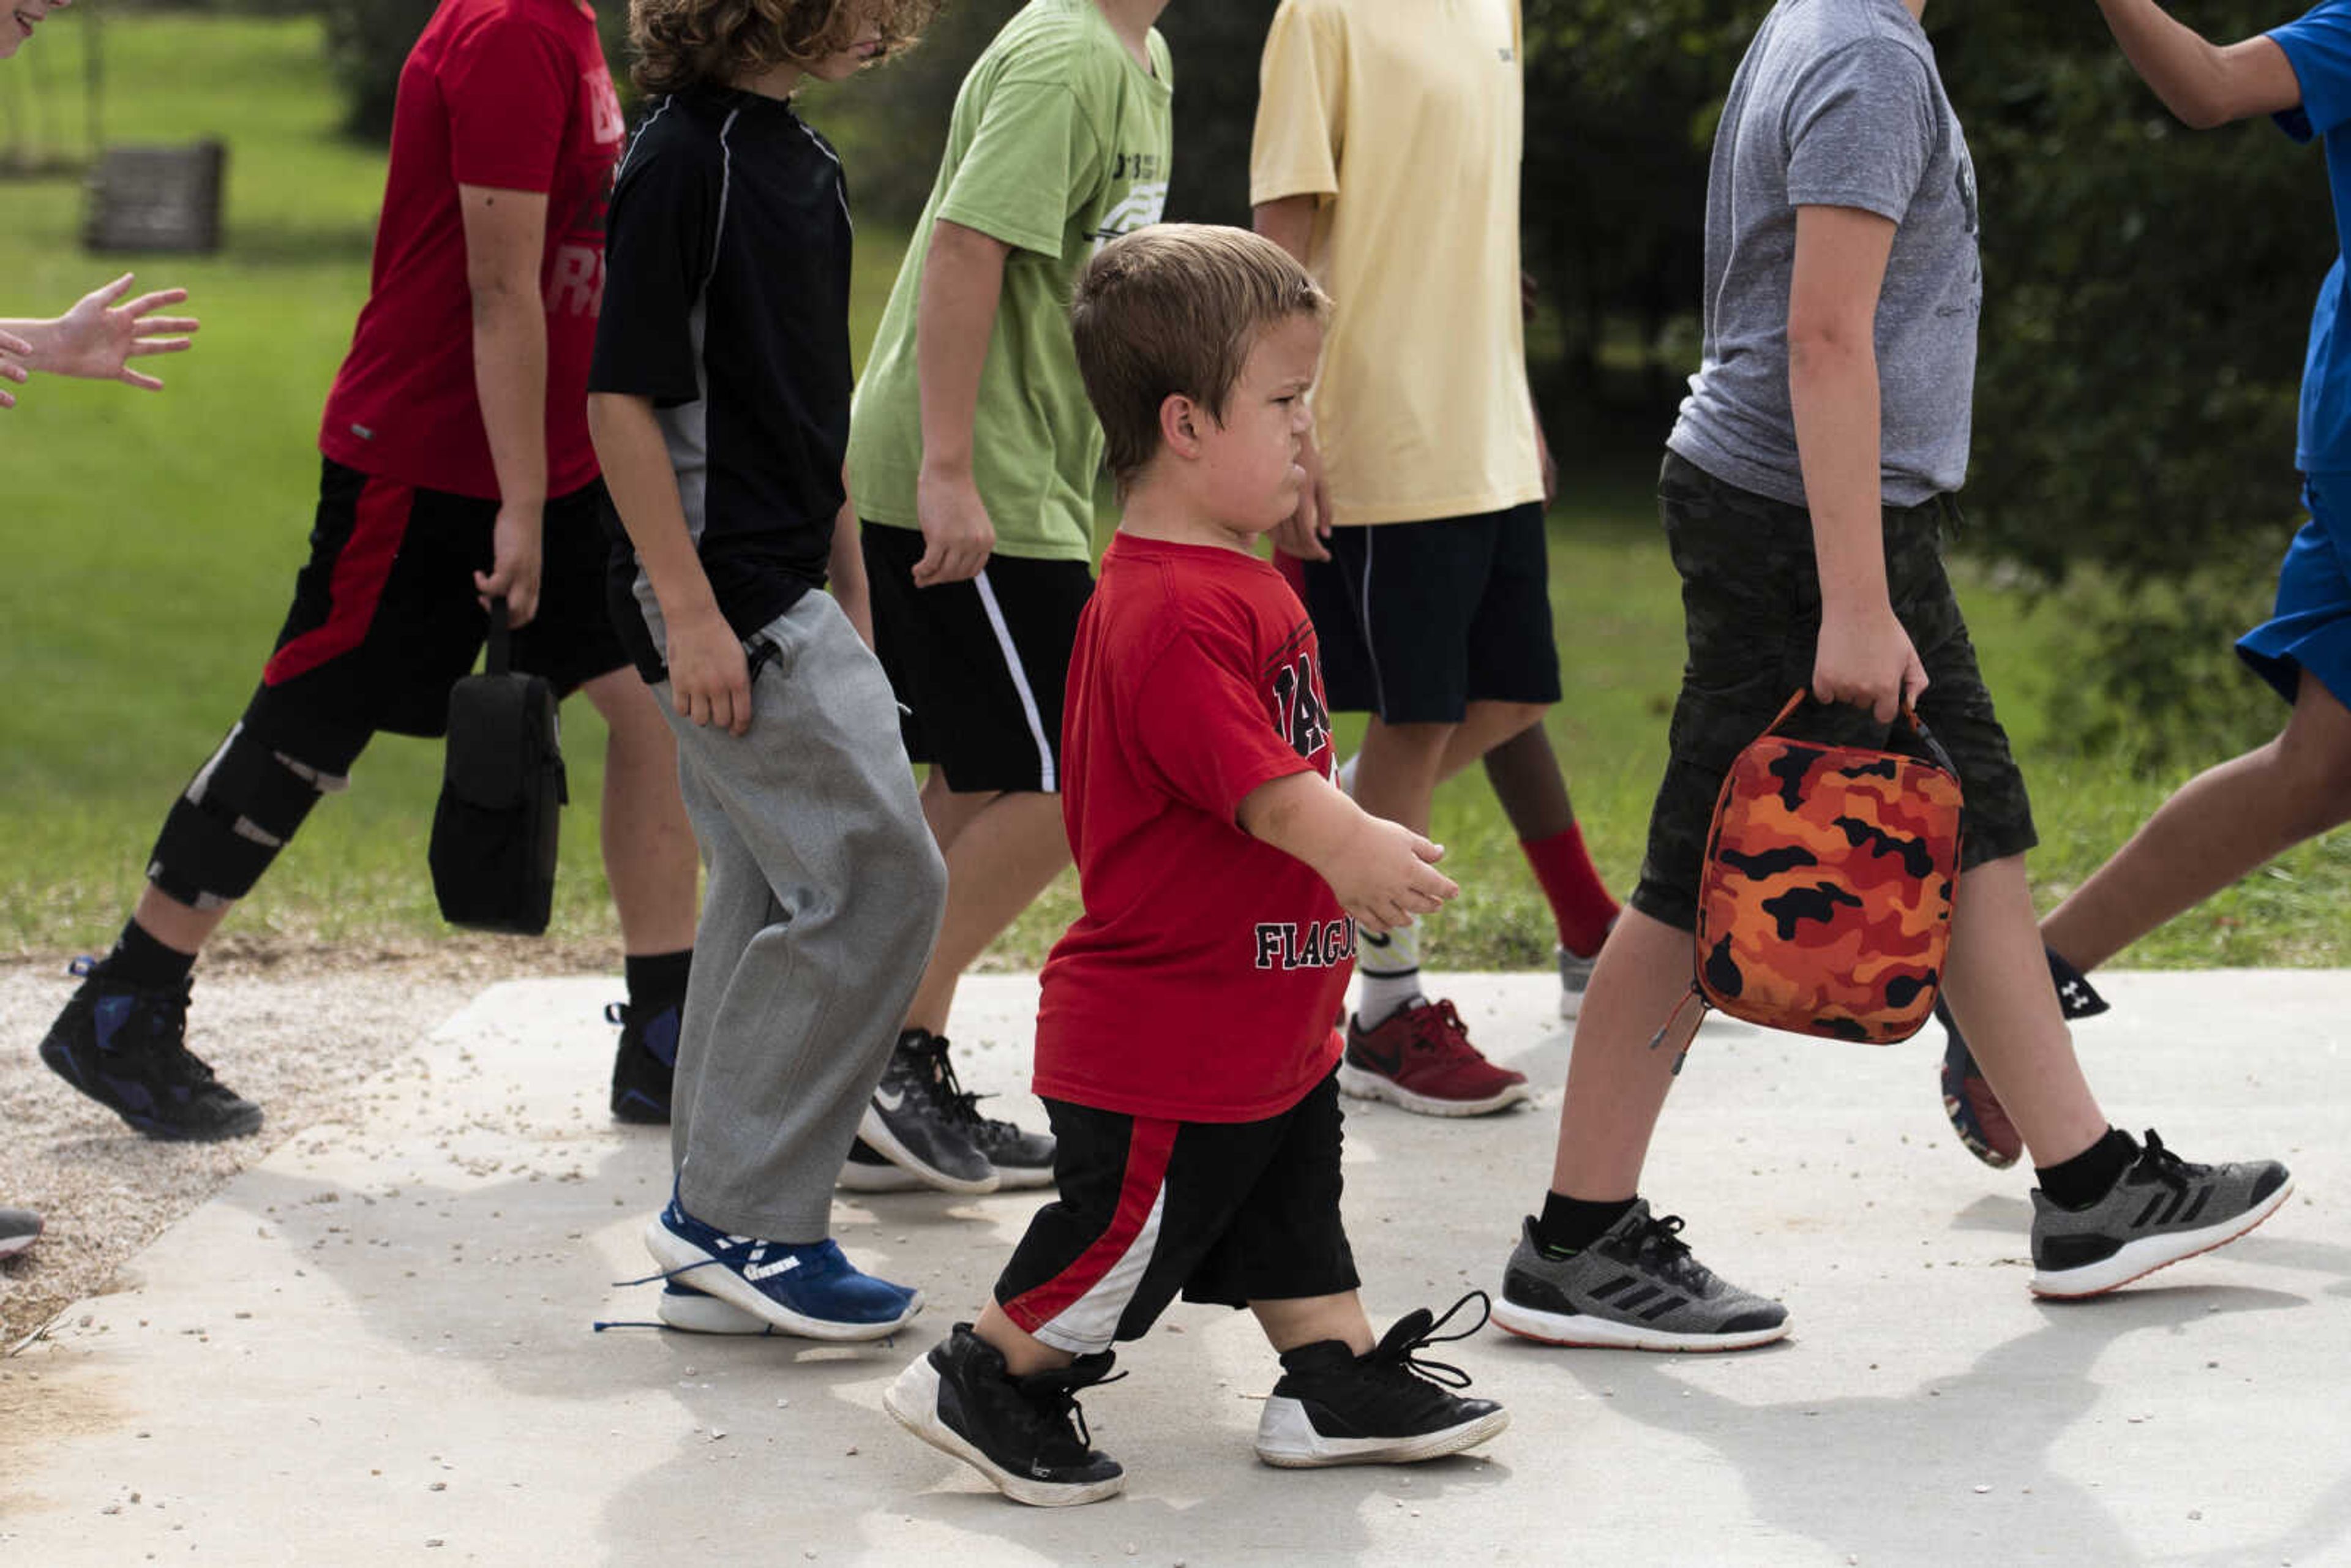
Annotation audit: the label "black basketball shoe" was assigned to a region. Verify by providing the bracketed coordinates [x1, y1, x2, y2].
[39, 958, 262, 1142]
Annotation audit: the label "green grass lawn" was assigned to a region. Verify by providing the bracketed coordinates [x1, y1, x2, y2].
[6, 13, 2348, 970]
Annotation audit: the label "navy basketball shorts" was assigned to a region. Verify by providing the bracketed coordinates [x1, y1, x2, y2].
[860, 520, 1093, 795]
[240, 456, 626, 776]
[993, 1070, 1360, 1357]
[1300, 501, 1564, 722]
[1630, 451, 2038, 933]
[2237, 472, 2351, 710]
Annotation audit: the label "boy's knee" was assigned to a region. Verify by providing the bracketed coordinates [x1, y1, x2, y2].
[1485, 700, 1552, 743]
[148, 727, 346, 910]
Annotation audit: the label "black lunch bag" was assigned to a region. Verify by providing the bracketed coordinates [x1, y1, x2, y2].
[429, 598, 566, 934]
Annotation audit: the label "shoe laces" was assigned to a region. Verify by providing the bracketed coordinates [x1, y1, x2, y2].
[1365, 1290, 1490, 1392]
[903, 1032, 1021, 1136]
[1404, 999, 1479, 1060]
[99, 973, 216, 1086]
[1015, 1352, 1125, 1457]
[2131, 1129, 2205, 1190]
[1624, 1212, 1712, 1291]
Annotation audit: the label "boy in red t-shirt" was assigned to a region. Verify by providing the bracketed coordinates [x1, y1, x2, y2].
[36, 0, 702, 1142]
[885, 225, 1509, 1507]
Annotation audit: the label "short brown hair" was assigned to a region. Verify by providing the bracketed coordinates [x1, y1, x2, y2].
[629, 0, 937, 97]
[1070, 224, 1330, 495]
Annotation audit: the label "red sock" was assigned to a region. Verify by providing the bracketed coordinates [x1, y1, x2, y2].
[1521, 823, 1619, 956]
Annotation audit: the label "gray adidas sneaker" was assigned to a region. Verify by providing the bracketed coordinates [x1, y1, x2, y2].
[2030, 1130, 2290, 1299]
[1493, 1202, 1790, 1351]
[1558, 945, 1597, 1022]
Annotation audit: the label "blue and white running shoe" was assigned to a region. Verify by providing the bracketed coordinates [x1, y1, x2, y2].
[642, 1196, 920, 1341]
[657, 1281, 778, 1335]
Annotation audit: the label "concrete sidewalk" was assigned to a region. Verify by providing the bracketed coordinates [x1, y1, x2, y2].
[3, 970, 2345, 1567]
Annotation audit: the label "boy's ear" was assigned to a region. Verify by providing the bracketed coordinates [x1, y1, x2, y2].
[1159, 392, 1204, 460]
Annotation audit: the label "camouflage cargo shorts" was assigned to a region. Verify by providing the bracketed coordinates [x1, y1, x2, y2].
[1630, 451, 2038, 933]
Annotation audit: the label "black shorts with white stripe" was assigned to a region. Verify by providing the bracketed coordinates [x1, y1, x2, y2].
[993, 1071, 1360, 1357]
[861, 520, 1095, 794]
[1300, 501, 1563, 724]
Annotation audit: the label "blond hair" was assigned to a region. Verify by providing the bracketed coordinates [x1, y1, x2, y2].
[629, 0, 937, 96]
[1070, 224, 1330, 495]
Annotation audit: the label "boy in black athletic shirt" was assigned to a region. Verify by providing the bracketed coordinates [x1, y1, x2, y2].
[588, 0, 948, 1339]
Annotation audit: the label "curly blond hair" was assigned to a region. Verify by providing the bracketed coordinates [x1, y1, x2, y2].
[629, 0, 939, 96]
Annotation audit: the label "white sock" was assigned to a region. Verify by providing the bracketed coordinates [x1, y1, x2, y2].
[1336, 752, 1359, 798]
[1354, 917, 1422, 1029]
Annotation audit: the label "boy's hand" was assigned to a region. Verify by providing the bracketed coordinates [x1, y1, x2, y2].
[1272, 429, 1333, 561]
[913, 466, 996, 586]
[1332, 817, 1459, 934]
[0, 328, 30, 409]
[1812, 603, 1927, 724]
[474, 501, 544, 626]
[44, 274, 200, 389]
[666, 610, 754, 736]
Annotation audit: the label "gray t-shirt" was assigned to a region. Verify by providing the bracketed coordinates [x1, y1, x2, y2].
[1667, 0, 1981, 509]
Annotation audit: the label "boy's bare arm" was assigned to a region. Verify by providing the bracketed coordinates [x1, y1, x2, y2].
[459, 185, 552, 627]
[1250, 195, 1334, 560]
[0, 275, 198, 400]
[2091, 0, 2303, 129]
[588, 391, 753, 735]
[828, 500, 875, 649]
[1788, 202, 1926, 725]
[913, 217, 1013, 588]
[1235, 771, 1458, 932]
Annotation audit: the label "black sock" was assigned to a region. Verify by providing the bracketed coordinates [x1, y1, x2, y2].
[624, 950, 692, 1013]
[1534, 1192, 1638, 1255]
[105, 920, 196, 990]
[2036, 1127, 2137, 1210]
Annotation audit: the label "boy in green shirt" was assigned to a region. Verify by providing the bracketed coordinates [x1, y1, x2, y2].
[842, 0, 1173, 1196]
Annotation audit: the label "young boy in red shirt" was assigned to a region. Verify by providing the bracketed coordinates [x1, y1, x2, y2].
[885, 225, 1508, 1507]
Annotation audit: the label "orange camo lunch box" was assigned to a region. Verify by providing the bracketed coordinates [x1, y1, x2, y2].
[1693, 690, 1965, 1045]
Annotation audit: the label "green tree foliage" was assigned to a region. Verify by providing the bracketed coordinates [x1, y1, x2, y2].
[1933, 6, 2327, 754]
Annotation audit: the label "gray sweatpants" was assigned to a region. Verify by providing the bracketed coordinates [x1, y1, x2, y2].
[642, 587, 946, 1241]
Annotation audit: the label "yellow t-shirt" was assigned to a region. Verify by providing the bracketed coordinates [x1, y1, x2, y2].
[1248, 0, 1542, 527]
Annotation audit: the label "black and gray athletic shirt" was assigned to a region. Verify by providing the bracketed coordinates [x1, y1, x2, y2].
[591, 84, 852, 684]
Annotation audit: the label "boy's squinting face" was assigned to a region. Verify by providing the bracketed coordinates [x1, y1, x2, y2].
[1194, 313, 1323, 537]
[2, 0, 72, 62]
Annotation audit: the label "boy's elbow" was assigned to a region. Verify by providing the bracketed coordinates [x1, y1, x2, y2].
[2170, 88, 2232, 130]
[1787, 323, 1869, 380]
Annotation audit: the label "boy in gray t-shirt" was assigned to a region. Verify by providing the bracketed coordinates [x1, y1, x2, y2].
[1670, 0, 1980, 508]
[1488, 0, 2291, 1352]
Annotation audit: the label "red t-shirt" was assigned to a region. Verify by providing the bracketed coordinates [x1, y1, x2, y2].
[318, 0, 624, 500]
[1035, 534, 1354, 1123]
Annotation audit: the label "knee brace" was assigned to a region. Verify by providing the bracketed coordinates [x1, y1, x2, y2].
[146, 726, 347, 909]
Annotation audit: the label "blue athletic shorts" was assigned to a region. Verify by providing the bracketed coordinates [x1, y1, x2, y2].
[2238, 473, 2351, 709]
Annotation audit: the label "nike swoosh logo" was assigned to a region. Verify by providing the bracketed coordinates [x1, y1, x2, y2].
[874, 1087, 906, 1113]
[1359, 931, 1393, 948]
[1351, 1043, 1404, 1076]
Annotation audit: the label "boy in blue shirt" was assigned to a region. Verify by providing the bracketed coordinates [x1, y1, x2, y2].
[1938, 1, 2351, 1167]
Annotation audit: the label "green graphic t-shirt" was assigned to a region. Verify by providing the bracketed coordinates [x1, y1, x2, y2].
[847, 0, 1173, 561]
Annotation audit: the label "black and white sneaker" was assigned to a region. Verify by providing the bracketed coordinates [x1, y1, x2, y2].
[838, 1138, 923, 1193]
[1493, 1202, 1789, 1351]
[1254, 1293, 1509, 1468]
[607, 998, 681, 1125]
[885, 1322, 1126, 1507]
[38, 958, 263, 1142]
[2031, 1129, 2290, 1298]
[936, 1041, 1055, 1190]
[0, 1206, 41, 1261]
[860, 1030, 998, 1195]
